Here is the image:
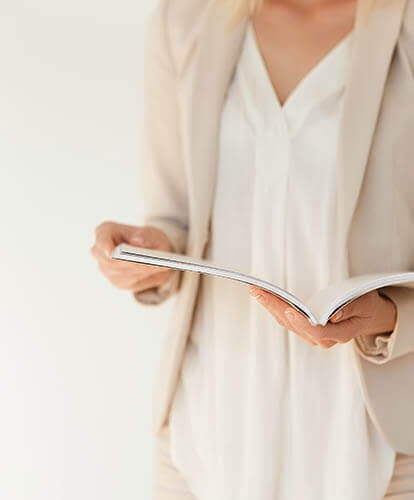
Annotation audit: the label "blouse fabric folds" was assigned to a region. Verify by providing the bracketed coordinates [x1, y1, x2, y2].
[167, 21, 396, 500]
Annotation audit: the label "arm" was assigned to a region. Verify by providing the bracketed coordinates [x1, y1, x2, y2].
[353, 285, 414, 364]
[134, 0, 189, 306]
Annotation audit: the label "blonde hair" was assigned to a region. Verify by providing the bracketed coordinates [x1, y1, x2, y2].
[223, 0, 264, 27]
[215, 0, 263, 28]
[217, 0, 375, 31]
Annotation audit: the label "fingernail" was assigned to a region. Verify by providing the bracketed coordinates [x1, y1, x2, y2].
[131, 235, 146, 245]
[285, 310, 298, 322]
[249, 288, 263, 300]
[331, 310, 343, 322]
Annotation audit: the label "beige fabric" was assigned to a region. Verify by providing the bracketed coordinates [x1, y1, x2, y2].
[153, 426, 197, 500]
[384, 453, 414, 499]
[168, 21, 395, 500]
[153, 425, 414, 499]
[134, 0, 414, 454]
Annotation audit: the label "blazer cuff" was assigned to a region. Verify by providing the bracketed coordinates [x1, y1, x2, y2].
[353, 331, 394, 363]
[132, 218, 187, 306]
[132, 270, 181, 305]
[353, 285, 414, 365]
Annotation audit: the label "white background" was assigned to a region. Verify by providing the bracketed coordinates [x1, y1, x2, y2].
[0, 1, 174, 498]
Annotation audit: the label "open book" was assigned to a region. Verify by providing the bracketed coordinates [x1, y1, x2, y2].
[112, 243, 414, 326]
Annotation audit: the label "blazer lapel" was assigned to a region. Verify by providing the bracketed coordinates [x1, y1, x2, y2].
[178, 2, 249, 253]
[179, 0, 406, 268]
[335, 0, 406, 276]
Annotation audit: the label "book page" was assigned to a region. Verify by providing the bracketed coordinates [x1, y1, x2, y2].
[306, 272, 414, 325]
[112, 244, 312, 318]
[113, 244, 414, 326]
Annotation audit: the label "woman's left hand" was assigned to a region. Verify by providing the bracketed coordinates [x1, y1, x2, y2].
[248, 287, 397, 349]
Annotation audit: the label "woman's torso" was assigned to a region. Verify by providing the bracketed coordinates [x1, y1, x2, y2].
[168, 20, 396, 500]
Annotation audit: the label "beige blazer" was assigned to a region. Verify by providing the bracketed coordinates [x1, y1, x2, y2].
[134, 0, 414, 454]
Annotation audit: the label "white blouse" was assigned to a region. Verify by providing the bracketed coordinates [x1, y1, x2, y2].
[168, 21, 396, 500]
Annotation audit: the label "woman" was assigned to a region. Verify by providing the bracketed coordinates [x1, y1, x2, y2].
[91, 0, 414, 497]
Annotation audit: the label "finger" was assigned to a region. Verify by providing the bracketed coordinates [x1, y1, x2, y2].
[282, 310, 321, 345]
[264, 299, 292, 329]
[329, 291, 377, 323]
[123, 225, 166, 250]
[283, 311, 339, 347]
[90, 244, 106, 260]
[132, 269, 173, 293]
[318, 340, 338, 349]
[98, 260, 134, 277]
[95, 222, 118, 258]
[249, 288, 339, 348]
[92, 245, 133, 269]
[249, 288, 294, 330]
[248, 287, 292, 317]
[251, 294, 337, 349]
[249, 287, 318, 346]
[98, 257, 171, 279]
[286, 310, 366, 344]
[279, 313, 319, 346]
[328, 315, 369, 342]
[283, 313, 338, 347]
[119, 225, 152, 247]
[92, 235, 169, 275]
[292, 330, 319, 346]
[251, 289, 353, 345]
[95, 222, 151, 257]
[102, 272, 149, 290]
[284, 310, 330, 340]
[98, 259, 171, 289]
[268, 307, 319, 346]
[91, 244, 120, 263]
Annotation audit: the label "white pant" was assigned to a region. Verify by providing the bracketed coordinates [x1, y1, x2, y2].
[153, 425, 414, 500]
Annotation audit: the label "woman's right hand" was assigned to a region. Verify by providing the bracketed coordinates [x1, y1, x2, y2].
[91, 221, 175, 293]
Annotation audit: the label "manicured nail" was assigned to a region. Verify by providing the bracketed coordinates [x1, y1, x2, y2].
[285, 310, 298, 322]
[131, 235, 146, 245]
[331, 310, 343, 322]
[249, 288, 263, 300]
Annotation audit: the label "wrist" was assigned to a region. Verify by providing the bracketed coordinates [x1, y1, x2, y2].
[371, 293, 397, 336]
[132, 268, 174, 294]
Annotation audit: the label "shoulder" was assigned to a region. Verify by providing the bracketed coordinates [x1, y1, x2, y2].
[401, 0, 414, 48]
[401, 0, 414, 65]
[147, 0, 217, 73]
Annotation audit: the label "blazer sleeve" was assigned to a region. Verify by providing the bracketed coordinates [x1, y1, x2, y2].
[353, 285, 414, 364]
[133, 0, 189, 306]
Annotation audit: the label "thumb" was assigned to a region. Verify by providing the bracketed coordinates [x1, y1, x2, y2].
[330, 291, 377, 324]
[123, 226, 153, 248]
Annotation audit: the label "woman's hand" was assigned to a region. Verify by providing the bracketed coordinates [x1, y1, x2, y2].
[248, 286, 397, 349]
[91, 221, 175, 293]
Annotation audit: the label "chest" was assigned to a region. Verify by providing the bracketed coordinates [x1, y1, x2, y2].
[209, 29, 348, 279]
[213, 17, 350, 201]
[176, 0, 412, 275]
[250, 0, 357, 106]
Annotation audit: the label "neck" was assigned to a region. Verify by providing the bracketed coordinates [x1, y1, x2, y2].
[266, 0, 357, 9]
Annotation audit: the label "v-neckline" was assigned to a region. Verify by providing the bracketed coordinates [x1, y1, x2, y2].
[240, 21, 354, 134]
